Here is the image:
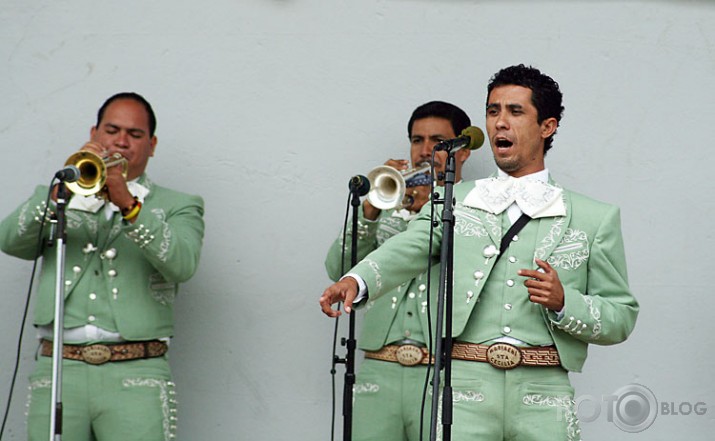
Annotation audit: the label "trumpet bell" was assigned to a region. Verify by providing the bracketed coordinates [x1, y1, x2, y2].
[366, 165, 406, 210]
[63, 151, 127, 197]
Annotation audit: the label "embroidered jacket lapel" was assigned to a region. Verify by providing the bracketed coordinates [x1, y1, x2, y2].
[533, 189, 572, 264]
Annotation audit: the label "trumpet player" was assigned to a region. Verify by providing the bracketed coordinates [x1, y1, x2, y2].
[324, 101, 472, 441]
[0, 92, 205, 441]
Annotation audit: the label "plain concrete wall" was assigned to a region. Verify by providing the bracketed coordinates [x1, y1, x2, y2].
[0, 1, 713, 439]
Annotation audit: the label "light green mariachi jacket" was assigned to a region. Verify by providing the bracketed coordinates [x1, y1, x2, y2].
[349, 178, 639, 372]
[0, 175, 204, 340]
[325, 206, 436, 351]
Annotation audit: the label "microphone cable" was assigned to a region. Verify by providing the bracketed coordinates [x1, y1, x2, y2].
[418, 150, 440, 441]
[329, 192, 352, 441]
[0, 180, 56, 440]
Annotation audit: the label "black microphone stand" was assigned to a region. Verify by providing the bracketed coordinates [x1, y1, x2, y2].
[334, 175, 369, 441]
[429, 147, 458, 441]
[49, 182, 71, 441]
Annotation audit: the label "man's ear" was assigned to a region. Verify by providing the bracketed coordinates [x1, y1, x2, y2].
[456, 147, 471, 163]
[540, 117, 558, 139]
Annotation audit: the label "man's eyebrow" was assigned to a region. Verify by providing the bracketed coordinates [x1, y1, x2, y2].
[104, 123, 146, 135]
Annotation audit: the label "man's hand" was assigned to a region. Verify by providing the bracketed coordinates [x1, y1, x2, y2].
[319, 277, 359, 318]
[78, 142, 135, 211]
[519, 259, 565, 311]
[404, 184, 431, 213]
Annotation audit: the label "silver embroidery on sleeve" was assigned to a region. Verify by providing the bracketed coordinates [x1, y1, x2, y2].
[17, 202, 31, 236]
[583, 296, 602, 340]
[523, 394, 581, 441]
[151, 208, 172, 262]
[123, 378, 177, 441]
[364, 258, 382, 294]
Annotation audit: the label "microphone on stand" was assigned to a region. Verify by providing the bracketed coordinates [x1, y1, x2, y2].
[348, 175, 370, 196]
[435, 126, 485, 152]
[54, 165, 81, 183]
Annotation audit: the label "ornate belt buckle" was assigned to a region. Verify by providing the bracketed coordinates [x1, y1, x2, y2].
[486, 343, 522, 370]
[81, 344, 113, 365]
[395, 345, 424, 367]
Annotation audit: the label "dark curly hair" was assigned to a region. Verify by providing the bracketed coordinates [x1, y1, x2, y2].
[487, 65, 564, 153]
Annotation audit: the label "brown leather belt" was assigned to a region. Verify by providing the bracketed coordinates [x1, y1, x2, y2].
[364, 344, 433, 367]
[40, 339, 168, 365]
[452, 341, 561, 370]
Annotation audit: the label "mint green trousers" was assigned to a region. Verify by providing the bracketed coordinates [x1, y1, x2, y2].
[352, 358, 431, 441]
[443, 360, 581, 440]
[27, 355, 177, 441]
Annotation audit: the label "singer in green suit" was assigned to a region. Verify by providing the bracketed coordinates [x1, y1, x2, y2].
[0, 93, 204, 441]
[325, 101, 472, 441]
[321, 65, 639, 441]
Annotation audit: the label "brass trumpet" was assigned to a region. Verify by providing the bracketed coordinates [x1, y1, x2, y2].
[63, 150, 128, 197]
[366, 163, 432, 210]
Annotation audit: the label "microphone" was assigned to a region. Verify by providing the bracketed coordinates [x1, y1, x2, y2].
[55, 165, 81, 183]
[435, 126, 485, 152]
[349, 175, 370, 196]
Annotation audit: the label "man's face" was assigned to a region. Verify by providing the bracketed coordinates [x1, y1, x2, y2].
[90, 98, 157, 180]
[486, 85, 556, 177]
[409, 117, 457, 179]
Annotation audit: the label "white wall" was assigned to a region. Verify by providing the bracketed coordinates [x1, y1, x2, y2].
[0, 1, 713, 439]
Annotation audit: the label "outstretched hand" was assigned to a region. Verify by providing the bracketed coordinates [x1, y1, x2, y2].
[319, 277, 359, 318]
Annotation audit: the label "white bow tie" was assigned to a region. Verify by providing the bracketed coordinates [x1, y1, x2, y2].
[67, 181, 150, 214]
[463, 176, 566, 219]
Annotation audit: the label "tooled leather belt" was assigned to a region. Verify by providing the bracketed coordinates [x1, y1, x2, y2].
[364, 341, 433, 367]
[40, 339, 168, 365]
[451, 341, 561, 370]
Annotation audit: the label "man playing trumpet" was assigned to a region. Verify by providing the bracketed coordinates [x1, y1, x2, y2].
[0, 92, 204, 441]
[324, 101, 472, 441]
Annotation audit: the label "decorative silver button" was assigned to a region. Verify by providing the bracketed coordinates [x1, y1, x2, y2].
[508, 256, 517, 263]
[64, 280, 72, 286]
[419, 284, 426, 292]
[408, 292, 416, 299]
[512, 235, 519, 242]
[483, 245, 498, 258]
[112, 288, 118, 294]
[474, 270, 485, 280]
[82, 243, 97, 254]
[503, 326, 511, 334]
[104, 248, 117, 260]
[89, 293, 97, 300]
[107, 269, 117, 277]
[506, 280, 515, 287]
[88, 315, 96, 322]
[72, 266, 81, 274]
[504, 303, 512, 310]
